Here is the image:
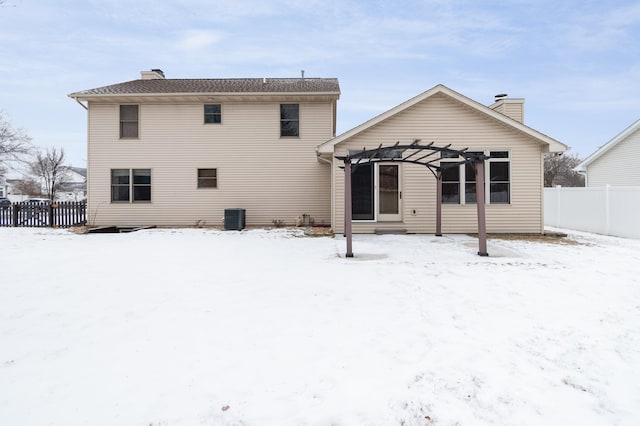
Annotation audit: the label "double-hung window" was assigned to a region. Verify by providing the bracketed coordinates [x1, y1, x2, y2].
[119, 105, 139, 139]
[204, 104, 221, 124]
[440, 152, 461, 204]
[489, 151, 510, 203]
[280, 104, 299, 137]
[111, 169, 151, 202]
[440, 150, 510, 204]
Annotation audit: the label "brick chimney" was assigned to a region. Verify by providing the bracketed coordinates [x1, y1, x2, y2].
[140, 69, 165, 80]
[490, 94, 524, 123]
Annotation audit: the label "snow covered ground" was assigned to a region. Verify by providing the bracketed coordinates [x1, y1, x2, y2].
[1, 227, 639, 426]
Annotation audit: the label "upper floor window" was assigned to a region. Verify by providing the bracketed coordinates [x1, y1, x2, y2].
[119, 105, 139, 139]
[111, 168, 151, 202]
[204, 104, 221, 124]
[280, 104, 299, 137]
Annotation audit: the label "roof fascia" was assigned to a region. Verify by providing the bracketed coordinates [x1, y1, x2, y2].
[68, 91, 340, 101]
[575, 118, 640, 171]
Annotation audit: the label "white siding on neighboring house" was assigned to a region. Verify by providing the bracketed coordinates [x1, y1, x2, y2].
[86, 100, 334, 226]
[584, 126, 640, 187]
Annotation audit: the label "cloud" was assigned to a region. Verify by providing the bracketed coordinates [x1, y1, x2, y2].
[176, 30, 224, 53]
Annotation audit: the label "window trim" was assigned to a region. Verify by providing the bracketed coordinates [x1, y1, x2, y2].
[110, 168, 151, 203]
[132, 169, 152, 202]
[119, 104, 139, 139]
[488, 151, 511, 204]
[440, 153, 461, 204]
[197, 168, 218, 189]
[440, 150, 511, 205]
[280, 104, 300, 138]
[204, 104, 222, 124]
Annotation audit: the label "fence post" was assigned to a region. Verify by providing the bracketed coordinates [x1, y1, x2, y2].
[555, 185, 561, 228]
[12, 204, 18, 227]
[48, 202, 55, 227]
[605, 184, 610, 236]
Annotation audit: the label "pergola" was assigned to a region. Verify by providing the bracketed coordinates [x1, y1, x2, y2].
[336, 140, 492, 257]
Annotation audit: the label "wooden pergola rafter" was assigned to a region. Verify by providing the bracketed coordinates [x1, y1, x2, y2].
[336, 139, 492, 257]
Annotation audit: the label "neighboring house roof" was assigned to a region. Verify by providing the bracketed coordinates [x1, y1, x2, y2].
[574, 118, 640, 172]
[69, 78, 340, 98]
[70, 167, 87, 178]
[59, 182, 87, 191]
[317, 84, 567, 154]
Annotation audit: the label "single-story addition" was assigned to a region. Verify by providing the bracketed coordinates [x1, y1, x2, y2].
[70, 71, 566, 233]
[574, 118, 640, 187]
[317, 85, 567, 235]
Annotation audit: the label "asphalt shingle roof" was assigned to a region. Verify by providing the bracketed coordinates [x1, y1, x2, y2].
[71, 78, 340, 97]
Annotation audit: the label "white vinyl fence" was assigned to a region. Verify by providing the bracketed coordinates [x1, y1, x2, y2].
[544, 185, 640, 239]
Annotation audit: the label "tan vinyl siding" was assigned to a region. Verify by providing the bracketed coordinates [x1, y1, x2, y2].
[586, 127, 640, 186]
[333, 93, 545, 234]
[490, 99, 524, 123]
[87, 100, 333, 226]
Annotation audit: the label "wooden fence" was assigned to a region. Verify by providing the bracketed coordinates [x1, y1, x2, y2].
[0, 200, 86, 228]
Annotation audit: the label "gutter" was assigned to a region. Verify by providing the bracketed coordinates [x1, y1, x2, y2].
[316, 150, 332, 165]
[69, 96, 88, 110]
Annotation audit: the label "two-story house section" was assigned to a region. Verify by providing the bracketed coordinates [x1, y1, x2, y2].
[69, 70, 340, 227]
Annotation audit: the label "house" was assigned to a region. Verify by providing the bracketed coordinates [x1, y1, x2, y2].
[574, 118, 640, 187]
[57, 167, 87, 201]
[0, 176, 6, 198]
[317, 85, 567, 234]
[70, 71, 566, 233]
[69, 70, 340, 227]
[4, 178, 30, 203]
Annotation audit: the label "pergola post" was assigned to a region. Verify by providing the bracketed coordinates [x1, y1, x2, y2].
[475, 160, 489, 256]
[435, 169, 443, 236]
[344, 160, 353, 257]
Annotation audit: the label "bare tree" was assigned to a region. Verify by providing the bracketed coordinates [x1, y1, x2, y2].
[29, 147, 70, 201]
[544, 152, 585, 187]
[0, 111, 32, 174]
[13, 178, 43, 197]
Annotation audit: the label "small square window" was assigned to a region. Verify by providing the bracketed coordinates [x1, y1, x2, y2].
[197, 169, 217, 188]
[204, 104, 221, 124]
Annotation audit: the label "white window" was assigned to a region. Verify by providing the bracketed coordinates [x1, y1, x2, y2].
[440, 150, 510, 205]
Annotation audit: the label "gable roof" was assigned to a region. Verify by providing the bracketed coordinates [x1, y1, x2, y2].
[69, 78, 340, 99]
[318, 84, 566, 154]
[575, 118, 640, 171]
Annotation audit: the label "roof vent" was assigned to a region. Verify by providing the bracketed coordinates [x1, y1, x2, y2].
[301, 69, 305, 80]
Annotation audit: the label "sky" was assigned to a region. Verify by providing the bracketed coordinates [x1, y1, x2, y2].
[1, 0, 639, 168]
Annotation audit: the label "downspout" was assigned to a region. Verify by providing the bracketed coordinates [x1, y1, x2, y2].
[72, 97, 88, 110]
